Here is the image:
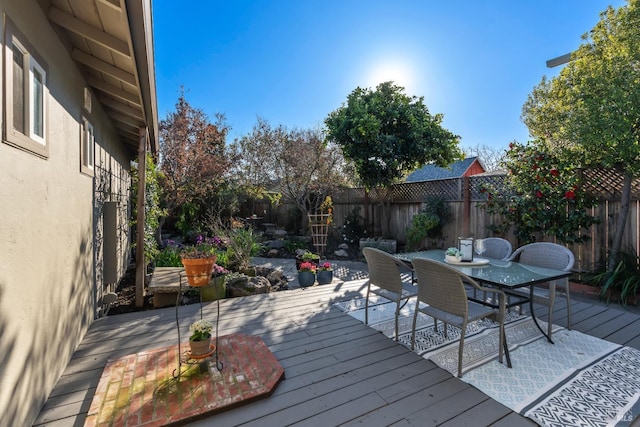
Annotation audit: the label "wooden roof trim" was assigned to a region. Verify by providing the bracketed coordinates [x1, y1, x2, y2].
[48, 6, 130, 57]
[107, 109, 145, 128]
[71, 48, 137, 87]
[98, 96, 144, 120]
[87, 76, 141, 106]
[97, 0, 122, 11]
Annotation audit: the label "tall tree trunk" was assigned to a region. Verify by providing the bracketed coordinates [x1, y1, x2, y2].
[608, 171, 633, 272]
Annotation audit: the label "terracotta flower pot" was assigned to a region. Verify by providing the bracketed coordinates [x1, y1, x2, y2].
[189, 336, 213, 357]
[181, 256, 216, 287]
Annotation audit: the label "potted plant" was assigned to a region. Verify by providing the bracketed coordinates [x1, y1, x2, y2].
[316, 262, 333, 285]
[202, 264, 229, 301]
[297, 261, 317, 288]
[180, 235, 219, 287]
[188, 319, 213, 356]
[445, 247, 462, 263]
[295, 251, 320, 271]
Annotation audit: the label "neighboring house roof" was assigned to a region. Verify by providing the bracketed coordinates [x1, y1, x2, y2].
[39, 0, 158, 155]
[405, 157, 484, 182]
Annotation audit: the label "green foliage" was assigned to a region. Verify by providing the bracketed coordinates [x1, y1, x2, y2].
[522, 1, 640, 176]
[300, 251, 320, 261]
[283, 238, 308, 254]
[405, 212, 439, 251]
[154, 245, 182, 267]
[175, 202, 200, 236]
[219, 226, 263, 271]
[521, 1, 640, 268]
[585, 250, 640, 305]
[482, 141, 598, 244]
[341, 207, 367, 244]
[325, 81, 462, 189]
[422, 196, 452, 239]
[130, 153, 165, 262]
[405, 196, 452, 250]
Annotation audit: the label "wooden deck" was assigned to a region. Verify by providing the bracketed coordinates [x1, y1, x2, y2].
[35, 275, 640, 427]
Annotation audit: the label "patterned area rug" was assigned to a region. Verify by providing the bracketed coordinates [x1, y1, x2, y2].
[334, 297, 640, 426]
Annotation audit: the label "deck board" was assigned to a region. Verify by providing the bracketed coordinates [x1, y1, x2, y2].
[34, 274, 640, 427]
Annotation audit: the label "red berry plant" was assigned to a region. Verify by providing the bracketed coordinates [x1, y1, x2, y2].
[481, 140, 598, 244]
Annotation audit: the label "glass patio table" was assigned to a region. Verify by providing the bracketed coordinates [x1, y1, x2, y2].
[396, 250, 573, 345]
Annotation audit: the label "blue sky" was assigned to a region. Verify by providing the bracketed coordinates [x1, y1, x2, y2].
[153, 0, 626, 152]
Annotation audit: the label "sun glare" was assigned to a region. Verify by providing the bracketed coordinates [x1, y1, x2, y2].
[366, 61, 414, 90]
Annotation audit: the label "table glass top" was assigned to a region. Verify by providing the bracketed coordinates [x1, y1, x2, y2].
[397, 250, 572, 289]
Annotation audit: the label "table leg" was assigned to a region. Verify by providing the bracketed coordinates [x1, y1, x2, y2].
[529, 286, 554, 344]
[499, 293, 512, 368]
[503, 332, 511, 368]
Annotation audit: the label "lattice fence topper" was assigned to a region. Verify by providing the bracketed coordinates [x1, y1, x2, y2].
[308, 213, 331, 255]
[329, 168, 640, 204]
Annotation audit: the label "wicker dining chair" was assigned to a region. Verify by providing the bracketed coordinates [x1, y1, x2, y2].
[473, 238, 513, 302]
[507, 242, 575, 339]
[411, 258, 506, 378]
[478, 237, 512, 260]
[363, 247, 418, 340]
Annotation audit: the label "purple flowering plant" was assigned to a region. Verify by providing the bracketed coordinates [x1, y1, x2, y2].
[180, 235, 224, 259]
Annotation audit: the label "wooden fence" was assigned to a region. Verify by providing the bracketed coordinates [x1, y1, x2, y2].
[246, 169, 640, 274]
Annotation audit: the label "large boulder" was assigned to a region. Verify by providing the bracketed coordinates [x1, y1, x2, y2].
[226, 267, 289, 297]
[227, 275, 271, 297]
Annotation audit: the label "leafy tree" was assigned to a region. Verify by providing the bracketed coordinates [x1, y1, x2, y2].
[521, 0, 640, 269]
[325, 81, 462, 232]
[158, 90, 232, 236]
[482, 141, 598, 245]
[232, 119, 350, 232]
[325, 81, 462, 188]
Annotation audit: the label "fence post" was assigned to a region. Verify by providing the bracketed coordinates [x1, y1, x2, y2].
[463, 176, 470, 236]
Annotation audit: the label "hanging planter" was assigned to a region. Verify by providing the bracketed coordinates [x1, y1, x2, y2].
[181, 256, 216, 287]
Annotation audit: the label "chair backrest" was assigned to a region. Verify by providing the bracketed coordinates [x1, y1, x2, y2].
[479, 238, 512, 260]
[508, 242, 575, 271]
[362, 247, 405, 293]
[412, 258, 470, 317]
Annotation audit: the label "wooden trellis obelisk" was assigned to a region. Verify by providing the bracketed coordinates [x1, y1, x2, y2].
[308, 213, 331, 255]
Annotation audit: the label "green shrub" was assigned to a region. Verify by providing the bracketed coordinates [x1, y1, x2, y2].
[283, 238, 308, 254]
[405, 212, 439, 251]
[342, 207, 367, 244]
[585, 250, 640, 305]
[154, 245, 182, 267]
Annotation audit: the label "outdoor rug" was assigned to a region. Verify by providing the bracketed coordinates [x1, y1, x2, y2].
[334, 296, 640, 426]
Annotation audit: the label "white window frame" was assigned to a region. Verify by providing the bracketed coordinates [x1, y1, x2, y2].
[81, 117, 95, 176]
[3, 18, 49, 158]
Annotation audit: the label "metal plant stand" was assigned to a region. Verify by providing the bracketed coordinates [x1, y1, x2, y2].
[172, 271, 223, 379]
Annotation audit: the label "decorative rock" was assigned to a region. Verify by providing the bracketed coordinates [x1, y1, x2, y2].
[227, 275, 271, 297]
[273, 229, 287, 238]
[295, 248, 308, 257]
[267, 249, 280, 257]
[334, 249, 349, 258]
[338, 243, 349, 250]
[266, 239, 285, 249]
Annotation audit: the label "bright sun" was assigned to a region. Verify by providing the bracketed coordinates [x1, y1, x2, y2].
[366, 61, 414, 90]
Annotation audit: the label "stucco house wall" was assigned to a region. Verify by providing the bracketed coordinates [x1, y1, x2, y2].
[0, 1, 134, 425]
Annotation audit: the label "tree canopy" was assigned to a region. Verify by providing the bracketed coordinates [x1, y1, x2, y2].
[159, 91, 232, 231]
[230, 119, 350, 232]
[521, 0, 640, 269]
[325, 81, 462, 189]
[483, 140, 598, 245]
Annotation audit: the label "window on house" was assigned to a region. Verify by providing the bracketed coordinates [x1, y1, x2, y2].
[3, 18, 49, 157]
[81, 118, 95, 175]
